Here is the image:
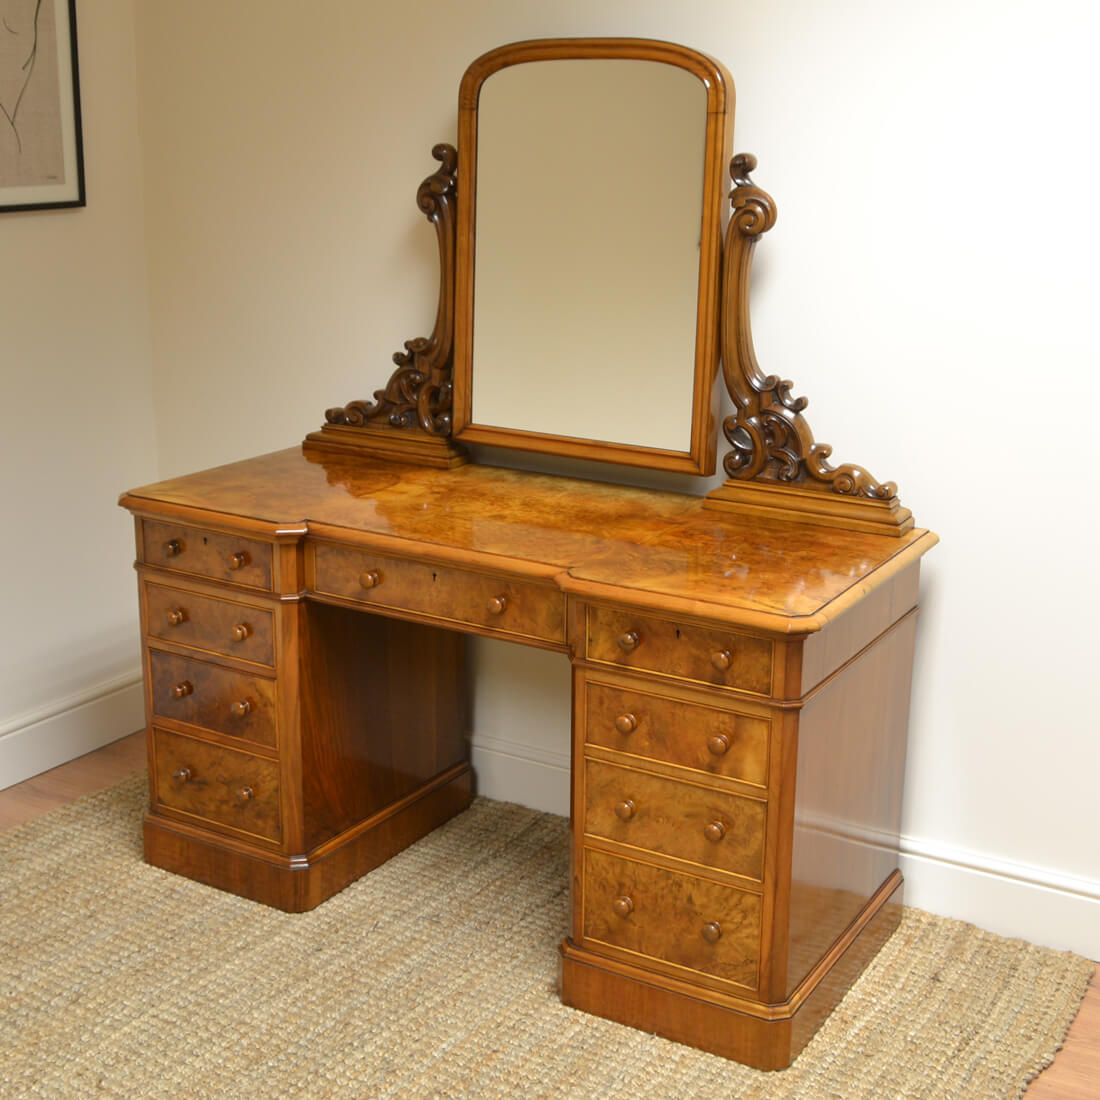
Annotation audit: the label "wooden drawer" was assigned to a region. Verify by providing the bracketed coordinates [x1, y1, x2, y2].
[311, 543, 565, 646]
[141, 519, 272, 590]
[582, 848, 761, 990]
[585, 760, 765, 882]
[144, 582, 275, 667]
[149, 650, 276, 748]
[585, 680, 769, 787]
[151, 727, 281, 843]
[585, 606, 773, 695]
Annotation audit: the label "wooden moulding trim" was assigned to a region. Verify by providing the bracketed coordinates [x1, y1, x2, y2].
[703, 479, 914, 537]
[302, 424, 469, 469]
[304, 761, 471, 864]
[558, 529, 938, 636]
[119, 497, 309, 543]
[560, 869, 903, 1023]
[458, 39, 731, 112]
[449, 423, 711, 475]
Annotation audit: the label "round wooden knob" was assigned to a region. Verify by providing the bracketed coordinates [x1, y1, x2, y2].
[228, 551, 248, 571]
[171, 767, 191, 783]
[486, 595, 508, 615]
[171, 681, 193, 699]
[711, 649, 732, 672]
[707, 733, 730, 756]
[359, 570, 382, 590]
[231, 699, 252, 717]
[167, 608, 186, 627]
[164, 539, 182, 557]
[235, 786, 254, 804]
[614, 799, 635, 822]
[617, 630, 640, 653]
[231, 623, 252, 642]
[614, 713, 637, 735]
[704, 821, 726, 843]
[612, 896, 634, 918]
[701, 921, 723, 944]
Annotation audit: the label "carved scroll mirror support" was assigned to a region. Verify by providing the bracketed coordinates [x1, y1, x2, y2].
[703, 154, 913, 536]
[303, 143, 469, 469]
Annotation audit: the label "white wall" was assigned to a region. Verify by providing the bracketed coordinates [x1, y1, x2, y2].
[0, 0, 156, 786]
[7, 0, 1096, 957]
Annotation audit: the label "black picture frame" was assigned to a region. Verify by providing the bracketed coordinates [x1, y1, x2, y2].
[1, 0, 86, 213]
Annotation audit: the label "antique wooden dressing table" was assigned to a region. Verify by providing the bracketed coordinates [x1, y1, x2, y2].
[120, 40, 937, 1071]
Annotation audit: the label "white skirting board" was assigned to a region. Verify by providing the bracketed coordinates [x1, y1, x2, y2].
[470, 734, 1100, 960]
[0, 672, 145, 791]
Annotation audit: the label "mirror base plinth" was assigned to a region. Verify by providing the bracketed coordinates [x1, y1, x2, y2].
[703, 479, 913, 537]
[303, 423, 469, 469]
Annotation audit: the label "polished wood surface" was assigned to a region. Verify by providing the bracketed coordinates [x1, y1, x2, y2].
[151, 727, 282, 843]
[296, 602, 468, 851]
[581, 848, 762, 989]
[583, 675, 770, 787]
[140, 518, 273, 589]
[121, 446, 936, 634]
[122, 445, 937, 1068]
[149, 650, 277, 748]
[586, 605, 773, 694]
[310, 541, 565, 648]
[143, 580, 275, 667]
[584, 759, 766, 882]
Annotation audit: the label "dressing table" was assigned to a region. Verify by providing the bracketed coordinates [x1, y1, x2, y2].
[120, 39, 936, 1071]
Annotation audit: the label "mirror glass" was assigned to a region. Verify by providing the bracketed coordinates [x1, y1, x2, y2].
[453, 42, 729, 473]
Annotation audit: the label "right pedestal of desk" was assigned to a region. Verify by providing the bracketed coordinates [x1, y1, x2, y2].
[562, 563, 919, 1070]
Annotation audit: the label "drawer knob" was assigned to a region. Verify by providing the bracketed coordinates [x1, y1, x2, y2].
[235, 786, 255, 804]
[228, 551, 249, 571]
[704, 820, 726, 843]
[164, 539, 182, 557]
[171, 767, 192, 784]
[612, 895, 634, 918]
[711, 649, 732, 672]
[614, 799, 635, 822]
[231, 623, 252, 643]
[167, 608, 186, 627]
[231, 699, 252, 717]
[486, 595, 508, 616]
[707, 733, 730, 756]
[617, 630, 640, 653]
[171, 681, 193, 699]
[701, 921, 723, 944]
[614, 713, 637, 735]
[359, 570, 382, 590]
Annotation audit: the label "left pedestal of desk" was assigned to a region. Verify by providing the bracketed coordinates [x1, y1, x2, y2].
[123, 508, 472, 912]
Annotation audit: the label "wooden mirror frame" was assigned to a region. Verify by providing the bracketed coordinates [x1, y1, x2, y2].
[450, 39, 732, 474]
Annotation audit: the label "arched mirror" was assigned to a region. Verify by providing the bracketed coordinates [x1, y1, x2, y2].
[451, 39, 731, 474]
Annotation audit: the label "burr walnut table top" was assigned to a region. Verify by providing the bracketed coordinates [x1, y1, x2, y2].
[121, 446, 936, 635]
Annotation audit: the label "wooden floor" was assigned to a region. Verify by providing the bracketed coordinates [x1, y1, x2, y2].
[0, 733, 1095, 1096]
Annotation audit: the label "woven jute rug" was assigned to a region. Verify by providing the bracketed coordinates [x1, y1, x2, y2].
[1, 775, 1091, 1099]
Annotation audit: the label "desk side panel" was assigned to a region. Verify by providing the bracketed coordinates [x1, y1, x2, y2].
[785, 611, 918, 996]
[298, 601, 469, 852]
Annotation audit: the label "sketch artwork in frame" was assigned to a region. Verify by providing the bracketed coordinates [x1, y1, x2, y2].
[0, 0, 84, 212]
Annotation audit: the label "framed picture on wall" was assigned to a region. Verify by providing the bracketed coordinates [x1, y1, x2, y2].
[1, 0, 85, 212]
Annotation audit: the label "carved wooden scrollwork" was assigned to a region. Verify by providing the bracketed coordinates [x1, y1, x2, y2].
[325, 143, 458, 437]
[718, 153, 897, 501]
